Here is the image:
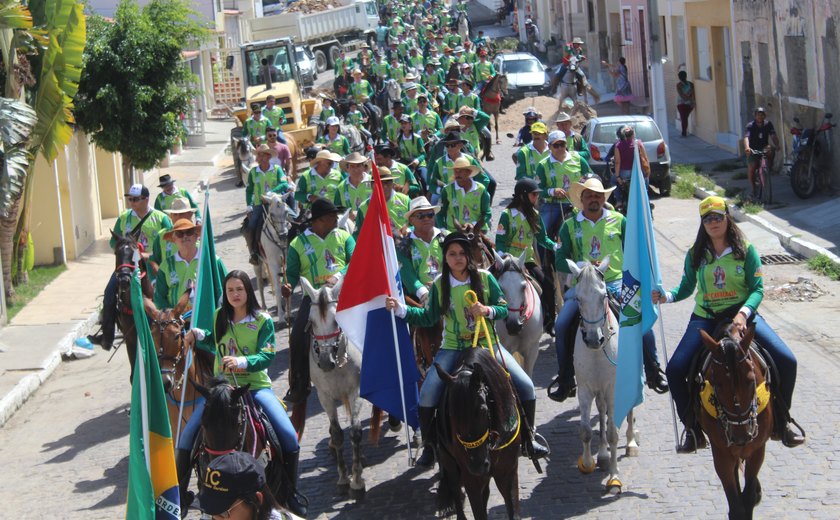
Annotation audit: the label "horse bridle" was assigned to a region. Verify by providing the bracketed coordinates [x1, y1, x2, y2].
[204, 385, 249, 457]
[310, 299, 349, 369]
[149, 311, 187, 389]
[260, 203, 291, 251]
[573, 269, 616, 354]
[705, 339, 763, 446]
[498, 262, 536, 325]
[454, 374, 520, 453]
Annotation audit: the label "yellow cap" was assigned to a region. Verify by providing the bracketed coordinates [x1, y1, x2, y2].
[699, 196, 727, 216]
[530, 122, 548, 134]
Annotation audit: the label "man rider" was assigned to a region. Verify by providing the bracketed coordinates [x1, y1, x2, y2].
[245, 144, 290, 265]
[554, 111, 590, 163]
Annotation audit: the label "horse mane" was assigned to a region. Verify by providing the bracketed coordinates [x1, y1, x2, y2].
[456, 349, 516, 430]
[202, 375, 239, 425]
[316, 286, 332, 321]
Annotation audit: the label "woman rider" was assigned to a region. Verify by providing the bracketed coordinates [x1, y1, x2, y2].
[385, 233, 550, 468]
[495, 178, 557, 335]
[653, 196, 804, 452]
[179, 270, 307, 516]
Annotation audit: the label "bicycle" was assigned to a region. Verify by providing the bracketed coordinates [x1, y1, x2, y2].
[750, 149, 772, 205]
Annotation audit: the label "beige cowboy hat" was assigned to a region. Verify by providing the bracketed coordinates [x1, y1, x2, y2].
[569, 176, 616, 210]
[377, 166, 396, 182]
[163, 219, 202, 242]
[452, 156, 481, 177]
[405, 196, 440, 219]
[311, 149, 343, 166]
[339, 151, 369, 171]
[555, 112, 572, 123]
[457, 106, 477, 119]
[256, 143, 277, 157]
[404, 72, 418, 82]
[163, 197, 194, 215]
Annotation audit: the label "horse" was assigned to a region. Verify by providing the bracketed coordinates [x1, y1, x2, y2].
[552, 55, 599, 108]
[336, 96, 381, 146]
[697, 323, 773, 520]
[480, 74, 508, 145]
[453, 221, 495, 269]
[456, 11, 471, 42]
[376, 78, 402, 114]
[566, 257, 638, 494]
[144, 292, 214, 437]
[290, 277, 370, 499]
[110, 213, 154, 384]
[254, 191, 301, 325]
[235, 137, 255, 187]
[434, 348, 521, 520]
[492, 251, 542, 377]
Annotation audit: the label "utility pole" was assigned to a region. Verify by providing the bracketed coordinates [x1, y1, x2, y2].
[517, 0, 527, 45]
[647, 0, 669, 144]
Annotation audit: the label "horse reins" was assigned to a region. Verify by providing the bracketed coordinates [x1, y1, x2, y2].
[455, 379, 521, 452]
[706, 341, 765, 446]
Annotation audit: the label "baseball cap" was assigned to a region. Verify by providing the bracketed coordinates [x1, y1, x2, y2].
[198, 452, 266, 516]
[530, 122, 548, 134]
[699, 196, 728, 217]
[125, 184, 149, 198]
[547, 130, 567, 145]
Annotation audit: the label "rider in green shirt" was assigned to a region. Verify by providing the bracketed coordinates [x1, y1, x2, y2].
[244, 144, 291, 265]
[295, 149, 346, 208]
[396, 197, 448, 302]
[515, 122, 551, 180]
[354, 167, 412, 237]
[317, 116, 352, 156]
[242, 103, 269, 145]
[437, 156, 492, 234]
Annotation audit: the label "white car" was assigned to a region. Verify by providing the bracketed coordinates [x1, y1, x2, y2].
[492, 52, 551, 105]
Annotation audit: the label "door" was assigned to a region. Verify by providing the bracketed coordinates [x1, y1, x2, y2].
[638, 8, 649, 98]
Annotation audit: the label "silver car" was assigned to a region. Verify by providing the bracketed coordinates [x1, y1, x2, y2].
[294, 45, 317, 89]
[581, 115, 673, 195]
[492, 52, 551, 105]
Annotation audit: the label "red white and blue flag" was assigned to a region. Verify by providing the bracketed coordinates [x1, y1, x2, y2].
[336, 163, 420, 429]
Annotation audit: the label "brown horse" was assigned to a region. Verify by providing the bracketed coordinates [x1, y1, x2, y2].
[434, 348, 521, 520]
[453, 221, 495, 269]
[479, 74, 507, 145]
[144, 292, 214, 438]
[698, 324, 773, 520]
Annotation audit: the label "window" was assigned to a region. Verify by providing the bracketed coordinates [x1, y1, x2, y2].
[503, 59, 543, 74]
[784, 35, 808, 98]
[593, 121, 662, 143]
[622, 8, 632, 43]
[693, 26, 711, 80]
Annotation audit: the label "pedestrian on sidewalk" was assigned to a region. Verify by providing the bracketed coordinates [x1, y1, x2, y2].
[603, 57, 632, 115]
[676, 71, 696, 137]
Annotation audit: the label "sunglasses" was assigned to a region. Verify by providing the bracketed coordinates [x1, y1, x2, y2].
[702, 213, 726, 224]
[551, 142, 567, 148]
[127, 196, 146, 202]
[445, 142, 461, 148]
[414, 211, 435, 219]
[175, 229, 198, 238]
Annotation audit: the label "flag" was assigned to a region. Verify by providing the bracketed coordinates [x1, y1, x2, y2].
[614, 144, 663, 428]
[335, 163, 420, 429]
[126, 272, 181, 519]
[193, 191, 225, 334]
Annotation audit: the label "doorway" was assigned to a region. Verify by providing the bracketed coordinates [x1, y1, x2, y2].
[639, 8, 650, 97]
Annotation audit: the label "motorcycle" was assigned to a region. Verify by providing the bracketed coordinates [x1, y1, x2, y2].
[790, 113, 836, 199]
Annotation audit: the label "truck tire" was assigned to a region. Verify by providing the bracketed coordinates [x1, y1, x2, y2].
[328, 45, 341, 70]
[314, 49, 328, 73]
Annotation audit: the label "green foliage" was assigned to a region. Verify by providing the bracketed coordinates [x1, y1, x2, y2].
[739, 199, 763, 214]
[496, 37, 521, 52]
[6, 262, 66, 320]
[74, 0, 209, 171]
[807, 254, 840, 281]
[0, 97, 36, 218]
[672, 164, 716, 199]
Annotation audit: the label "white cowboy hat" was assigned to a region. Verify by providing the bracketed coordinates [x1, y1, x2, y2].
[339, 151, 369, 171]
[311, 149, 343, 166]
[163, 197, 194, 215]
[569, 176, 616, 210]
[405, 196, 440, 219]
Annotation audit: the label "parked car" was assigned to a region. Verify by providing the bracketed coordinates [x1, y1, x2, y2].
[581, 115, 673, 195]
[492, 52, 551, 106]
[294, 45, 318, 89]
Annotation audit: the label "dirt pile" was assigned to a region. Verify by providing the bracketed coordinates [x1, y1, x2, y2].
[499, 96, 596, 133]
[286, 0, 342, 14]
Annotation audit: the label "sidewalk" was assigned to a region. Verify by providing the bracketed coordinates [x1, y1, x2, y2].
[0, 120, 233, 427]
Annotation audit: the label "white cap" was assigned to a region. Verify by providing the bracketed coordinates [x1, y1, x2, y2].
[125, 183, 149, 198]
[547, 130, 567, 145]
[326, 116, 340, 126]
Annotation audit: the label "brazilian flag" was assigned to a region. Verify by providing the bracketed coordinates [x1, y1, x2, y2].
[125, 271, 181, 519]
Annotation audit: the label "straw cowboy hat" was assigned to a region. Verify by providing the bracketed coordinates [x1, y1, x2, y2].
[405, 196, 440, 220]
[311, 149, 342, 166]
[256, 143, 277, 157]
[339, 151, 369, 171]
[163, 219, 202, 242]
[569, 176, 616, 210]
[452, 156, 481, 177]
[377, 166, 396, 182]
[457, 106, 477, 119]
[163, 197, 194, 216]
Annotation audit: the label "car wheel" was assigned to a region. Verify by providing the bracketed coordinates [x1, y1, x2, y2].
[659, 174, 672, 197]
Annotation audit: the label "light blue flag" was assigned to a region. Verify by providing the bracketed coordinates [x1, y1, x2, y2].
[614, 144, 663, 427]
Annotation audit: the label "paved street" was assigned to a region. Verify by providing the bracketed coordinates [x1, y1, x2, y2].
[1, 123, 839, 518]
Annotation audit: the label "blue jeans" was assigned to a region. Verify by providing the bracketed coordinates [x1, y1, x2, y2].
[540, 202, 571, 238]
[553, 283, 659, 379]
[419, 346, 536, 407]
[666, 314, 797, 423]
[177, 388, 298, 453]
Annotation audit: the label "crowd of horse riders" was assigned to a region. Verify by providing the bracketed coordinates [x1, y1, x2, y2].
[89, 0, 805, 518]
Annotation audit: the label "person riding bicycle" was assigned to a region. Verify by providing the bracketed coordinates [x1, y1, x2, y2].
[385, 232, 550, 468]
[652, 196, 804, 453]
[743, 107, 780, 201]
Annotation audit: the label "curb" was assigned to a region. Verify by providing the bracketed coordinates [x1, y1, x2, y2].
[0, 310, 100, 428]
[693, 185, 840, 265]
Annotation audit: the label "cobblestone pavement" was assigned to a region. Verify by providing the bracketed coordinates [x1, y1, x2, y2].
[1, 136, 839, 518]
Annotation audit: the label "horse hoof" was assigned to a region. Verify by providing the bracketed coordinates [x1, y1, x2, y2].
[626, 446, 639, 457]
[337, 482, 350, 494]
[605, 478, 622, 495]
[577, 456, 596, 474]
[349, 485, 366, 501]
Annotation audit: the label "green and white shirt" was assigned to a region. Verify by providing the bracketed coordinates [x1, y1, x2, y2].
[261, 105, 287, 129]
[437, 179, 491, 233]
[535, 151, 591, 204]
[153, 252, 226, 311]
[295, 168, 346, 206]
[246, 164, 289, 206]
[317, 134, 351, 156]
[355, 191, 412, 236]
[397, 228, 447, 299]
[555, 209, 626, 283]
[495, 208, 557, 263]
[196, 310, 276, 389]
[333, 174, 372, 210]
[515, 142, 550, 180]
[110, 208, 173, 251]
[287, 228, 355, 289]
[242, 117, 269, 141]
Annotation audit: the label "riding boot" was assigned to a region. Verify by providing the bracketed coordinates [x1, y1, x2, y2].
[415, 406, 436, 469]
[643, 349, 669, 394]
[282, 341, 311, 406]
[676, 422, 707, 454]
[771, 400, 805, 448]
[521, 399, 550, 459]
[281, 449, 309, 517]
[248, 226, 260, 266]
[100, 303, 117, 351]
[174, 448, 195, 512]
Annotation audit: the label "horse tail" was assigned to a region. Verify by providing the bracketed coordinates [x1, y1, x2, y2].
[369, 406, 384, 446]
[290, 400, 308, 440]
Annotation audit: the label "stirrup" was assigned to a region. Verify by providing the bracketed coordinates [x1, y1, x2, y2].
[676, 427, 706, 454]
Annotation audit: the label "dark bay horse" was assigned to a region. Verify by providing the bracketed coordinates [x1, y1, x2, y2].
[698, 324, 773, 520]
[434, 348, 521, 520]
[111, 214, 154, 383]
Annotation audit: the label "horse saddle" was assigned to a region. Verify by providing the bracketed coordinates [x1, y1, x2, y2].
[241, 391, 284, 461]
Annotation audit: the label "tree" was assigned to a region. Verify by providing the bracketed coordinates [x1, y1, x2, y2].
[74, 0, 209, 188]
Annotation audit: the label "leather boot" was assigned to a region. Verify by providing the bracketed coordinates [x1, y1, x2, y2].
[244, 226, 260, 266]
[281, 449, 308, 517]
[174, 448, 195, 513]
[522, 399, 550, 459]
[644, 361, 669, 394]
[100, 304, 117, 351]
[676, 423, 707, 453]
[415, 406, 436, 469]
[282, 340, 311, 406]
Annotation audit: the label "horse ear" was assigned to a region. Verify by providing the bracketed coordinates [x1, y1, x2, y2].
[299, 277, 318, 301]
[469, 363, 483, 392]
[566, 259, 582, 278]
[260, 193, 272, 206]
[110, 229, 120, 243]
[699, 329, 720, 351]
[434, 362, 456, 386]
[331, 276, 345, 298]
[740, 324, 756, 350]
[232, 384, 251, 401]
[598, 255, 611, 274]
[516, 250, 528, 270]
[173, 290, 191, 318]
[493, 249, 504, 271]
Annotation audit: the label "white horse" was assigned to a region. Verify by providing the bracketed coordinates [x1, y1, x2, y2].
[554, 55, 598, 107]
[457, 11, 470, 42]
[337, 208, 356, 236]
[298, 277, 367, 499]
[235, 137, 255, 186]
[567, 257, 638, 495]
[493, 251, 542, 377]
[378, 78, 402, 113]
[255, 191, 299, 324]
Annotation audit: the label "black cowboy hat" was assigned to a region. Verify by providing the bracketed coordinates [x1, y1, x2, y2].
[374, 143, 397, 156]
[440, 131, 467, 145]
[157, 174, 175, 187]
[442, 232, 472, 251]
[309, 198, 346, 221]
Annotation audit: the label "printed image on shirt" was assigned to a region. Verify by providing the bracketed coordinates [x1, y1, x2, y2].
[427, 256, 440, 277]
[324, 249, 337, 271]
[589, 236, 601, 260]
[713, 265, 726, 289]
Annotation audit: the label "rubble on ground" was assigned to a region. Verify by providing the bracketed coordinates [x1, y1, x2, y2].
[285, 0, 341, 14]
[764, 277, 826, 303]
[500, 96, 596, 132]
